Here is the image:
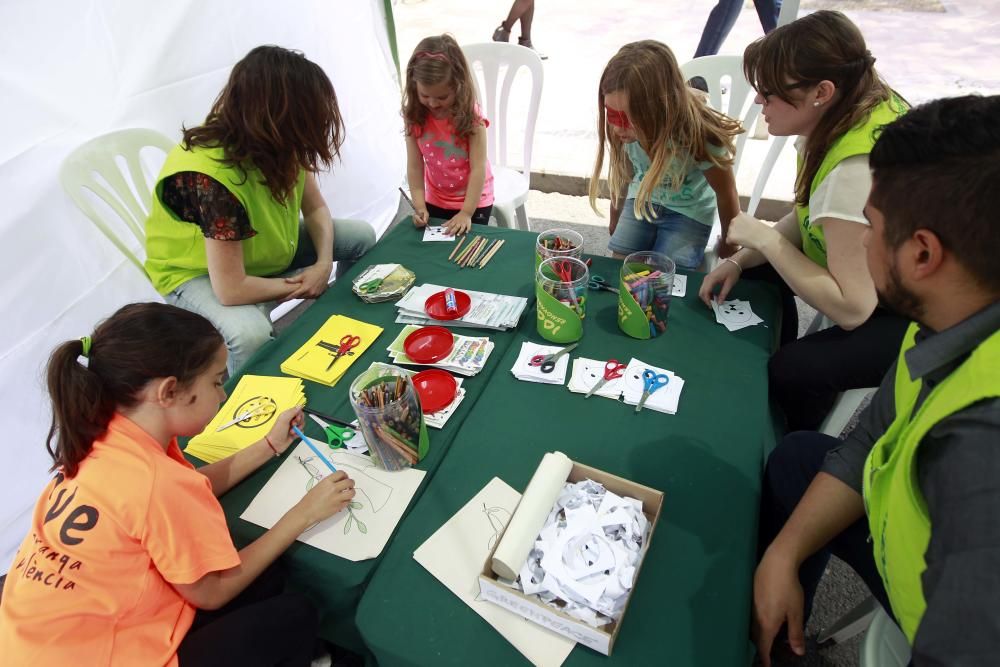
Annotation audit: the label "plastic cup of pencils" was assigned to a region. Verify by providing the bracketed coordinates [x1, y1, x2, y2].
[617, 251, 675, 339]
[535, 256, 589, 343]
[349, 364, 430, 471]
[535, 229, 583, 269]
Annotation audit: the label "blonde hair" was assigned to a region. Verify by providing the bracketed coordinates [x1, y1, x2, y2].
[402, 34, 479, 140]
[743, 11, 901, 206]
[589, 40, 742, 220]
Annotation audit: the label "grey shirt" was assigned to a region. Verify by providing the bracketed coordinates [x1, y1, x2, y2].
[822, 300, 1000, 665]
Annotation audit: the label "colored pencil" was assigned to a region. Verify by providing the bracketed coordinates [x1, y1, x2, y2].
[459, 236, 484, 267]
[479, 239, 505, 268]
[466, 238, 491, 267]
[448, 235, 467, 261]
[454, 236, 480, 266]
[292, 424, 337, 472]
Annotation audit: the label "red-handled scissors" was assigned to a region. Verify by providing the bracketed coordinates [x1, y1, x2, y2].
[584, 359, 626, 398]
[529, 342, 579, 373]
[326, 334, 361, 371]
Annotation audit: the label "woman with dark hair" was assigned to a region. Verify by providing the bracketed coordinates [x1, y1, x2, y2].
[0, 302, 356, 665]
[145, 45, 376, 375]
[699, 11, 910, 432]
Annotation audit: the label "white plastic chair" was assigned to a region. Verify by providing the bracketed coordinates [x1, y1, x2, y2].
[860, 606, 911, 667]
[59, 128, 174, 280]
[679, 55, 790, 268]
[461, 42, 544, 231]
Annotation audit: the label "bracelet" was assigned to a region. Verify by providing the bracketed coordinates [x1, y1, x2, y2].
[264, 435, 280, 458]
[722, 257, 743, 274]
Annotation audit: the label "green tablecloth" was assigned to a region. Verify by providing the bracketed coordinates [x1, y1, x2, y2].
[188, 222, 538, 652]
[355, 252, 782, 666]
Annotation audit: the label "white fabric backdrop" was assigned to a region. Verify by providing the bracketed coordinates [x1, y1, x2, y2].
[0, 0, 405, 572]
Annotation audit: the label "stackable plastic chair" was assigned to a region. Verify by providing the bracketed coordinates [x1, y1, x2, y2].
[461, 42, 544, 230]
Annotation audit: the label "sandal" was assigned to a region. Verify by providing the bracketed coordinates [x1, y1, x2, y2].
[492, 25, 510, 42]
[518, 37, 548, 60]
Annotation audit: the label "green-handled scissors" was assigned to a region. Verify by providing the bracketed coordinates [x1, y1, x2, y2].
[588, 275, 619, 294]
[357, 277, 384, 294]
[308, 413, 359, 450]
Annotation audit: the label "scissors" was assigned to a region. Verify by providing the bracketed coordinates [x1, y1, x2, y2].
[588, 275, 618, 294]
[357, 278, 384, 294]
[550, 260, 581, 308]
[529, 342, 579, 373]
[215, 403, 275, 431]
[308, 413, 361, 451]
[584, 359, 626, 398]
[635, 369, 670, 413]
[326, 334, 361, 371]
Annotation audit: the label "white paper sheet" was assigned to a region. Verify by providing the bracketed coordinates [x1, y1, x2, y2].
[241, 441, 425, 561]
[413, 478, 576, 667]
[422, 226, 455, 241]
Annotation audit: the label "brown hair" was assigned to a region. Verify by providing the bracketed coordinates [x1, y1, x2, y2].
[589, 40, 742, 220]
[181, 45, 344, 204]
[870, 95, 1000, 293]
[46, 303, 223, 478]
[743, 10, 900, 206]
[402, 35, 479, 141]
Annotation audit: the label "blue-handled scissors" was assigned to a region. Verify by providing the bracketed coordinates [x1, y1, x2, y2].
[585, 359, 626, 398]
[529, 342, 579, 373]
[635, 369, 669, 413]
[588, 275, 618, 294]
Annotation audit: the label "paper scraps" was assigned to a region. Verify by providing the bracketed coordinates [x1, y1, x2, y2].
[711, 299, 764, 332]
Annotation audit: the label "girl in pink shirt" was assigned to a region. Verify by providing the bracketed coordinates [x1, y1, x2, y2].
[404, 35, 494, 236]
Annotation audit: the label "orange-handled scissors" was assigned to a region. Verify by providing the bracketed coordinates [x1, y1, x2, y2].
[326, 334, 361, 371]
[584, 359, 626, 398]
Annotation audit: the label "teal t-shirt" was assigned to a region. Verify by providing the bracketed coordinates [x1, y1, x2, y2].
[624, 142, 721, 226]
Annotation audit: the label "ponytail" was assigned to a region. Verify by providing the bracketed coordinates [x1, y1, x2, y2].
[45, 303, 224, 478]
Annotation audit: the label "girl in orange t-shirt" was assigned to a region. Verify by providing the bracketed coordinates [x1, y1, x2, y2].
[0, 303, 356, 666]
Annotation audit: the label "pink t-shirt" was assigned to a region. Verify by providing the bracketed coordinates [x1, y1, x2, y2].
[412, 109, 494, 210]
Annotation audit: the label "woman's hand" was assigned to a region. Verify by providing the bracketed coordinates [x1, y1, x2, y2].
[726, 212, 779, 253]
[294, 471, 356, 525]
[445, 211, 472, 236]
[265, 407, 305, 455]
[698, 259, 742, 306]
[283, 261, 333, 301]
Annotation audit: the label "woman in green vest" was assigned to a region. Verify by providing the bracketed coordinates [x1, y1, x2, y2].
[145, 46, 376, 375]
[698, 11, 909, 431]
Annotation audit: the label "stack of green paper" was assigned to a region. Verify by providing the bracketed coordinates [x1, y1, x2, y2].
[185, 375, 306, 464]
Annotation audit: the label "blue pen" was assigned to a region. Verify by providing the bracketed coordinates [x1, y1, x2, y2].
[291, 424, 337, 473]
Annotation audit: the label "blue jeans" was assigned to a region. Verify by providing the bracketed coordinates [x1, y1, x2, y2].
[167, 218, 376, 375]
[694, 0, 781, 58]
[608, 200, 711, 270]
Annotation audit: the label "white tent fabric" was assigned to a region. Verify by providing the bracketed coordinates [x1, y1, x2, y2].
[0, 0, 405, 573]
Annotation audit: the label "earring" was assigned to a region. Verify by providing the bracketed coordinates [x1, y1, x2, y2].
[813, 101, 821, 107]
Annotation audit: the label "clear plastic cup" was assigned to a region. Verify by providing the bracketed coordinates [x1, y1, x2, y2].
[536, 256, 589, 342]
[535, 228, 584, 269]
[349, 364, 426, 471]
[619, 251, 675, 339]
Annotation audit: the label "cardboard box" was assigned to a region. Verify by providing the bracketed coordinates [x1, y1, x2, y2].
[478, 461, 663, 656]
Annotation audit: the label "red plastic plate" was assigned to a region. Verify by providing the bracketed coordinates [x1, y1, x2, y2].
[412, 369, 458, 413]
[424, 289, 472, 320]
[403, 326, 455, 364]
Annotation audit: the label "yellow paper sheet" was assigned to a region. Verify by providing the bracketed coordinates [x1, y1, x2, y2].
[280, 315, 384, 386]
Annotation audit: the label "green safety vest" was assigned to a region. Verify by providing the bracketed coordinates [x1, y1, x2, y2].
[144, 145, 305, 295]
[863, 322, 1000, 642]
[796, 98, 906, 268]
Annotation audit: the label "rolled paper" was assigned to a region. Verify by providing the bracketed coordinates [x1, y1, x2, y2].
[491, 451, 574, 580]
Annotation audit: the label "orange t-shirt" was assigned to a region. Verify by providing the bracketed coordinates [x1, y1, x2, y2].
[0, 414, 241, 666]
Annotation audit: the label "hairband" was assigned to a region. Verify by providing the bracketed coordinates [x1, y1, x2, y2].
[414, 51, 449, 62]
[80, 336, 92, 358]
[605, 107, 632, 130]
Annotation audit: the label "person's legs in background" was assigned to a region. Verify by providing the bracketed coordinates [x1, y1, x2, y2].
[759, 431, 892, 624]
[649, 208, 712, 271]
[492, 0, 532, 42]
[167, 275, 273, 376]
[753, 0, 782, 33]
[607, 198, 658, 259]
[768, 309, 909, 431]
[694, 0, 744, 58]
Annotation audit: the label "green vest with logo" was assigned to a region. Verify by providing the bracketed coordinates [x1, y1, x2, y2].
[863, 322, 1000, 642]
[796, 98, 906, 268]
[144, 145, 305, 295]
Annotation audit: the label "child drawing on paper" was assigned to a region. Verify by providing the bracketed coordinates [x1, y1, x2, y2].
[296, 451, 398, 535]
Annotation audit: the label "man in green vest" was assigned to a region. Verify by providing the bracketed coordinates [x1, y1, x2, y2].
[753, 94, 1000, 666]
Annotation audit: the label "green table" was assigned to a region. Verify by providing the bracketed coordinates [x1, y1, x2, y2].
[191, 222, 537, 652]
[355, 252, 782, 666]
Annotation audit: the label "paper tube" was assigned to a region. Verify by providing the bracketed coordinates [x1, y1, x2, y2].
[491, 451, 573, 580]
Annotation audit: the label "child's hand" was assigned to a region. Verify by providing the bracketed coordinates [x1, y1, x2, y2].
[413, 208, 430, 228]
[265, 406, 304, 455]
[698, 260, 742, 307]
[445, 211, 472, 236]
[294, 471, 356, 525]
